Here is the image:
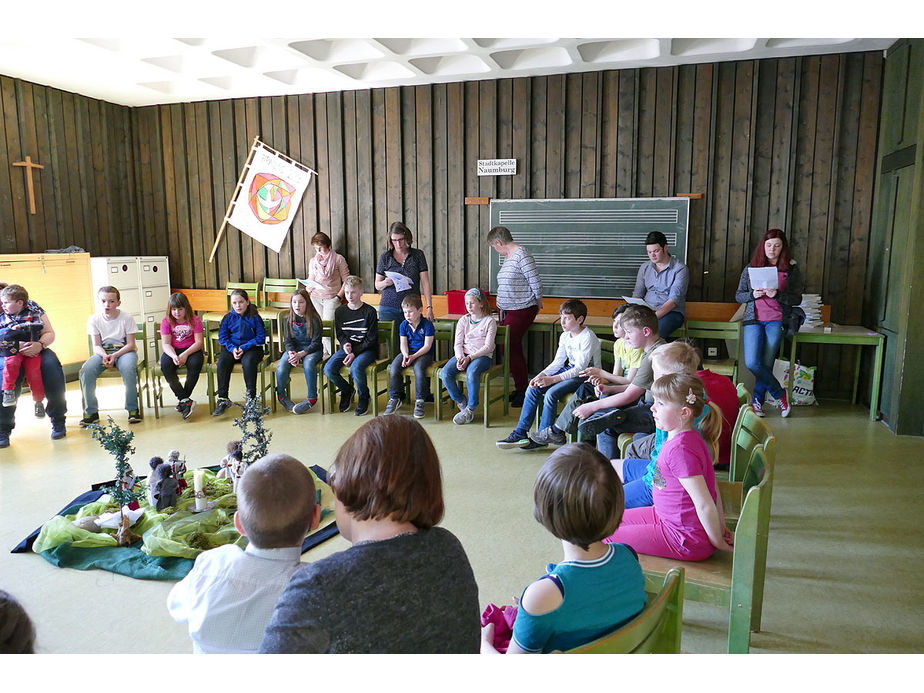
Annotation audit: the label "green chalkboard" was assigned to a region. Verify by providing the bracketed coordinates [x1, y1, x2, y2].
[488, 198, 690, 299]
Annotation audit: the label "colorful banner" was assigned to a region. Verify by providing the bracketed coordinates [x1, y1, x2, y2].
[227, 143, 315, 253]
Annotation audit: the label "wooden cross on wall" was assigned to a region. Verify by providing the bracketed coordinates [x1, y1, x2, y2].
[12, 155, 44, 215]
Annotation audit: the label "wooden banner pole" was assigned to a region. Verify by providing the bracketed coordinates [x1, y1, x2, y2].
[209, 136, 261, 263]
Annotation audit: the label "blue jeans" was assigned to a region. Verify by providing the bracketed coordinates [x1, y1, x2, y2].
[658, 310, 685, 340]
[80, 350, 139, 414]
[441, 355, 493, 409]
[276, 351, 323, 400]
[578, 401, 654, 459]
[377, 305, 404, 323]
[0, 348, 67, 433]
[622, 458, 654, 509]
[743, 321, 784, 402]
[512, 368, 585, 437]
[324, 348, 377, 400]
[388, 352, 434, 401]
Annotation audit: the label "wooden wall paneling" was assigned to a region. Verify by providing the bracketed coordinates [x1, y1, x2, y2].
[495, 79, 513, 202]
[118, 101, 140, 254]
[244, 98, 265, 283]
[159, 106, 180, 285]
[194, 101, 216, 287]
[384, 87, 403, 227]
[478, 80, 497, 289]
[580, 72, 600, 198]
[88, 97, 111, 255]
[73, 94, 100, 253]
[0, 76, 14, 251]
[150, 107, 168, 258]
[432, 83, 449, 293]
[325, 93, 347, 277]
[749, 59, 778, 245]
[673, 66, 696, 286]
[401, 86, 418, 236]
[286, 95, 307, 279]
[313, 94, 332, 256]
[725, 61, 755, 298]
[44, 88, 70, 251]
[2, 76, 31, 253]
[529, 76, 547, 198]
[370, 89, 388, 264]
[446, 82, 465, 291]
[61, 92, 88, 253]
[342, 90, 361, 279]
[545, 74, 565, 199]
[206, 101, 228, 286]
[774, 58, 799, 234]
[297, 94, 319, 274]
[169, 104, 194, 287]
[30, 84, 57, 251]
[183, 103, 205, 286]
[564, 73, 582, 199]
[134, 108, 153, 255]
[259, 97, 279, 279]
[707, 62, 735, 301]
[653, 67, 675, 196]
[616, 70, 637, 197]
[512, 77, 530, 200]
[17, 80, 45, 251]
[415, 85, 435, 290]
[271, 95, 293, 279]
[688, 64, 714, 300]
[219, 100, 240, 285]
[636, 68, 657, 197]
[810, 56, 840, 309]
[463, 80, 480, 289]
[600, 71, 619, 198]
[791, 57, 818, 276]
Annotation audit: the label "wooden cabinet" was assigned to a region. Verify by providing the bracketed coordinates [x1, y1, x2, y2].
[0, 252, 95, 366]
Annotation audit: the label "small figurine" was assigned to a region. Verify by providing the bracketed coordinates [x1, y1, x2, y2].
[230, 448, 248, 494]
[148, 456, 179, 511]
[118, 463, 141, 511]
[116, 514, 141, 546]
[167, 450, 188, 493]
[216, 440, 241, 480]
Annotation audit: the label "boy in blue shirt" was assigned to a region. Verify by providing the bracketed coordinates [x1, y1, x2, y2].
[383, 294, 435, 419]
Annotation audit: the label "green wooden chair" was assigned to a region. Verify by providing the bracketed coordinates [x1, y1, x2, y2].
[557, 568, 685, 654]
[274, 312, 331, 414]
[684, 320, 742, 384]
[203, 317, 276, 414]
[82, 321, 151, 418]
[737, 382, 752, 408]
[728, 404, 775, 483]
[639, 445, 774, 653]
[328, 320, 396, 417]
[260, 278, 299, 358]
[386, 321, 456, 419]
[201, 281, 261, 325]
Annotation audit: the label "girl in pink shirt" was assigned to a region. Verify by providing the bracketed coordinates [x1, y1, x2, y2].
[604, 372, 733, 561]
[441, 288, 497, 425]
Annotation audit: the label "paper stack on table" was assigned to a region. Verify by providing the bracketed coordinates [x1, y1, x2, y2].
[799, 294, 823, 327]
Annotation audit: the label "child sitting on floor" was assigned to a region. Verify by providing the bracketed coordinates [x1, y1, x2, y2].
[167, 454, 321, 654]
[605, 372, 733, 561]
[481, 443, 646, 653]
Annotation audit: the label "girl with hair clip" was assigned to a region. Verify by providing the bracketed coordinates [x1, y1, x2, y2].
[605, 372, 733, 561]
[212, 289, 265, 417]
[441, 287, 497, 425]
[481, 443, 646, 654]
[159, 291, 205, 419]
[276, 289, 322, 414]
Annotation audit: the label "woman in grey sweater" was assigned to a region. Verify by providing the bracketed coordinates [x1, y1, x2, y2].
[260, 416, 480, 653]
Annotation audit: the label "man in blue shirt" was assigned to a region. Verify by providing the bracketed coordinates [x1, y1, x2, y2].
[632, 231, 689, 340]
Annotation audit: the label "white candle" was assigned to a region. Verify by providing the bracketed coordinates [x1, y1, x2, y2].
[193, 469, 206, 511]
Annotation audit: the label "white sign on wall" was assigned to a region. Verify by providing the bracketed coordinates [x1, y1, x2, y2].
[477, 159, 517, 176]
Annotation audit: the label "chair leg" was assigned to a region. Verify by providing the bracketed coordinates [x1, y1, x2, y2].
[483, 374, 490, 428]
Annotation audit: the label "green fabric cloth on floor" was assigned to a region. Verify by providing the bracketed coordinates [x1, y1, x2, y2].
[39, 543, 194, 581]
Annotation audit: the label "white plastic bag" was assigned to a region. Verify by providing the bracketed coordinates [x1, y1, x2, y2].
[772, 358, 817, 406]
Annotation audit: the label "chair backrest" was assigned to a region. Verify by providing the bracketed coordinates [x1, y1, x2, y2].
[736, 382, 752, 408]
[741, 435, 776, 496]
[85, 321, 148, 364]
[684, 319, 741, 342]
[204, 315, 272, 357]
[560, 567, 685, 654]
[729, 404, 775, 482]
[262, 278, 299, 309]
[225, 282, 260, 311]
[431, 321, 456, 361]
[600, 338, 615, 373]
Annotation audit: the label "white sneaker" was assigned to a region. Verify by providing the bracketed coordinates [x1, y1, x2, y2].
[453, 407, 474, 425]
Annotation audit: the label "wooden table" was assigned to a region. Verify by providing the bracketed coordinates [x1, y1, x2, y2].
[788, 325, 884, 420]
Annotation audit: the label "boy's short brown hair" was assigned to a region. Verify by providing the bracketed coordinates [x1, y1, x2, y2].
[533, 443, 625, 551]
[0, 284, 28, 303]
[619, 304, 658, 334]
[559, 299, 587, 323]
[330, 416, 444, 529]
[401, 294, 423, 310]
[98, 285, 121, 300]
[343, 275, 364, 291]
[650, 340, 700, 375]
[237, 454, 317, 549]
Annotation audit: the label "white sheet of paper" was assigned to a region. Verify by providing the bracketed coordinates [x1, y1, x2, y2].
[748, 267, 779, 290]
[385, 271, 413, 292]
[299, 277, 325, 292]
[621, 296, 654, 309]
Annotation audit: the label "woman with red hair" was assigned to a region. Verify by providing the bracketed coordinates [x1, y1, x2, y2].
[735, 229, 803, 417]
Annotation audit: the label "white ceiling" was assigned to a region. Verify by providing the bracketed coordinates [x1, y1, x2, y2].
[0, 37, 898, 108]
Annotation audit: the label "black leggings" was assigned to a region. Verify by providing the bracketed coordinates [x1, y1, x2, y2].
[216, 347, 262, 399]
[160, 351, 204, 401]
